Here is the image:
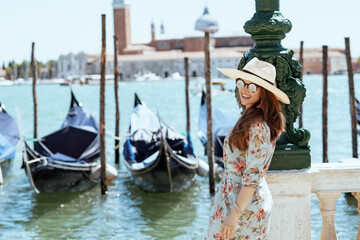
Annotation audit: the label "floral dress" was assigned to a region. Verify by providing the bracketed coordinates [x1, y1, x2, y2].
[205, 122, 275, 240]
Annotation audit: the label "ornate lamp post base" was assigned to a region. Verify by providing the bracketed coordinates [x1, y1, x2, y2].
[272, 144, 311, 170]
[241, 0, 311, 170]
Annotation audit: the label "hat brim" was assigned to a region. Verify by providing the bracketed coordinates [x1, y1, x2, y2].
[217, 68, 290, 104]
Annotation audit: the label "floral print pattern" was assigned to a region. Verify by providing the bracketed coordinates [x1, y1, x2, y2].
[205, 122, 275, 240]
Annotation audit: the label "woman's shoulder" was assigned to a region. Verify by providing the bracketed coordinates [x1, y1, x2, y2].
[249, 121, 269, 131]
[249, 121, 270, 138]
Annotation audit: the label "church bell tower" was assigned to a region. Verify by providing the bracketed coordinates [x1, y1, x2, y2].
[113, 0, 131, 54]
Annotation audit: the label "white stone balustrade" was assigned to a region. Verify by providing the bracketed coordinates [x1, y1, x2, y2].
[266, 161, 360, 240]
[352, 192, 360, 240]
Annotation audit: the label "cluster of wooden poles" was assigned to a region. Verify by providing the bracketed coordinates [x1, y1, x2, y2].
[28, 14, 218, 195]
[321, 38, 357, 163]
[298, 37, 358, 163]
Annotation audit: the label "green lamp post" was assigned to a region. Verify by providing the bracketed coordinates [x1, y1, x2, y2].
[239, 0, 311, 170]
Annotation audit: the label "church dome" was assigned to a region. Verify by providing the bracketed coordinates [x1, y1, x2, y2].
[195, 7, 219, 33]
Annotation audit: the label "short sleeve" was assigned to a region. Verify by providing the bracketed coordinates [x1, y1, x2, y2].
[241, 122, 272, 188]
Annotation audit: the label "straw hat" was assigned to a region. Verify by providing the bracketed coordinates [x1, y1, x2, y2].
[217, 57, 290, 104]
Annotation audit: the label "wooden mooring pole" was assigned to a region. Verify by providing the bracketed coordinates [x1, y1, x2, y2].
[299, 41, 304, 128]
[100, 14, 108, 195]
[322, 45, 328, 163]
[345, 37, 358, 159]
[204, 32, 215, 194]
[184, 57, 190, 134]
[114, 35, 120, 165]
[31, 42, 38, 148]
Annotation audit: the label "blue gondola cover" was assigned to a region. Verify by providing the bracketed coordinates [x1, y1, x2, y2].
[0, 106, 20, 160]
[183, 133, 195, 156]
[198, 103, 236, 144]
[124, 138, 135, 162]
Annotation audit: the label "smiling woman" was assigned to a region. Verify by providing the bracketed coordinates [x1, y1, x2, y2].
[205, 58, 288, 240]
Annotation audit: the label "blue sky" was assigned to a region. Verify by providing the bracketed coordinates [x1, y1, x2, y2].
[0, 0, 359, 65]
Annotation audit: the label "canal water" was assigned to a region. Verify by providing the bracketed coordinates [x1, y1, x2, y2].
[0, 74, 359, 239]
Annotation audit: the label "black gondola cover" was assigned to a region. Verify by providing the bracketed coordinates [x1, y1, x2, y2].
[22, 90, 102, 193]
[34, 91, 99, 162]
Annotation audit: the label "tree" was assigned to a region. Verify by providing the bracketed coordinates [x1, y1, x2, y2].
[47, 60, 55, 78]
[20, 60, 30, 79]
[5, 61, 14, 80]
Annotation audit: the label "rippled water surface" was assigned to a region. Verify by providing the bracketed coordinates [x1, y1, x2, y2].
[0, 74, 359, 239]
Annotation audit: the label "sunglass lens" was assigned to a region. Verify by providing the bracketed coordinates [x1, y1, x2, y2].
[236, 80, 245, 90]
[248, 84, 257, 93]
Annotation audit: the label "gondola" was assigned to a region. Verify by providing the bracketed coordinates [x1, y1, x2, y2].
[123, 94, 198, 192]
[198, 90, 236, 169]
[22, 90, 115, 193]
[0, 102, 20, 178]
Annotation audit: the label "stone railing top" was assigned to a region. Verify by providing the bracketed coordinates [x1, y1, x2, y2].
[311, 159, 360, 193]
[266, 159, 360, 194]
[312, 158, 360, 169]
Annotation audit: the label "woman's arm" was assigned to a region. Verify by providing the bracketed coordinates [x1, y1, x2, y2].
[234, 186, 256, 211]
[220, 186, 256, 239]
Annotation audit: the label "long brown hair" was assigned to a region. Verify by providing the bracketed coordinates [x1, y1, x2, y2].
[228, 87, 286, 152]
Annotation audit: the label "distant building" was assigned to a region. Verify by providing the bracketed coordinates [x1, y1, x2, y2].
[111, 0, 254, 80]
[86, 54, 114, 76]
[56, 1, 354, 80]
[0, 68, 6, 79]
[352, 58, 360, 72]
[57, 53, 88, 79]
[293, 48, 347, 75]
[117, 47, 250, 80]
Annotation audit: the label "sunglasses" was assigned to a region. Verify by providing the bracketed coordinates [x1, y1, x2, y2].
[236, 79, 259, 93]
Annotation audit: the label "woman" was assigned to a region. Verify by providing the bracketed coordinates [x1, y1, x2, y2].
[205, 57, 289, 240]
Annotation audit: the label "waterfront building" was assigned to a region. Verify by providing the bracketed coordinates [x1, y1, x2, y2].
[85, 55, 114, 76]
[112, 0, 254, 80]
[55, 1, 356, 80]
[0, 68, 6, 79]
[293, 48, 347, 75]
[111, 0, 351, 79]
[57, 53, 88, 79]
[116, 47, 251, 80]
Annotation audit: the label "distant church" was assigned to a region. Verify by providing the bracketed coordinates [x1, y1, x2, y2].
[56, 0, 349, 80]
[112, 0, 254, 80]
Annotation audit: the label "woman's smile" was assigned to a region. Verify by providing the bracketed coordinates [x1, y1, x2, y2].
[239, 80, 261, 109]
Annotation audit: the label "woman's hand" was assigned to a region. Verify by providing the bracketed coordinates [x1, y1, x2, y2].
[220, 210, 240, 239]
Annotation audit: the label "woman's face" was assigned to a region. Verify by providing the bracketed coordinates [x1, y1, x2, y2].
[238, 79, 261, 109]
